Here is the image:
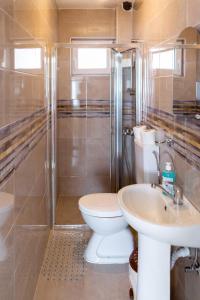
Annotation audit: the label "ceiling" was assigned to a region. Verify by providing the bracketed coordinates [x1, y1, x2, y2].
[55, 0, 128, 9]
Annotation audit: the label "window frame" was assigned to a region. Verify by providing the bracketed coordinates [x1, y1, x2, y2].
[71, 39, 114, 76]
[152, 48, 175, 71]
[13, 47, 43, 72]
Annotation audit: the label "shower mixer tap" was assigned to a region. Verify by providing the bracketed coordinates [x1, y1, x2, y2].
[127, 88, 136, 96]
[122, 128, 134, 136]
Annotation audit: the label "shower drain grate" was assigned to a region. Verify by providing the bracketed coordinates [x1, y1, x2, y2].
[40, 230, 90, 282]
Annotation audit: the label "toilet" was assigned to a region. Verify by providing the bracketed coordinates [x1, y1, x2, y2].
[79, 133, 159, 264]
[79, 193, 133, 264]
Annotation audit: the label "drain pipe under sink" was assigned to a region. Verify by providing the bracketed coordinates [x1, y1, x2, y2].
[171, 247, 190, 269]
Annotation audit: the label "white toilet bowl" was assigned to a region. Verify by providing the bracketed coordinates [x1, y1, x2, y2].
[79, 193, 134, 264]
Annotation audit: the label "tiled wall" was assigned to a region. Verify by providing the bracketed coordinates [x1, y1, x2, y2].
[116, 6, 133, 43]
[0, 1, 57, 299]
[57, 77, 111, 196]
[58, 9, 116, 42]
[132, 1, 200, 299]
[57, 9, 115, 196]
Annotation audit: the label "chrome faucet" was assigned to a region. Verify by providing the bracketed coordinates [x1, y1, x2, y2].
[151, 183, 184, 206]
[152, 150, 184, 206]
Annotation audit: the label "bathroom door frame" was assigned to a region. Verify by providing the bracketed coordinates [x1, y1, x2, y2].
[50, 42, 143, 226]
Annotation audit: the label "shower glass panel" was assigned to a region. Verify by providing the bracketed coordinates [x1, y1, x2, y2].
[51, 44, 140, 225]
[122, 50, 137, 187]
[111, 49, 137, 192]
[55, 46, 112, 225]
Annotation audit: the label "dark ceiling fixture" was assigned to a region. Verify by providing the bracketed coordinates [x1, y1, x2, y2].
[122, 1, 143, 12]
[122, 1, 133, 11]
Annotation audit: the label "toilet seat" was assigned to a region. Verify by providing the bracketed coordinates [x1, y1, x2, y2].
[79, 193, 123, 218]
[79, 193, 134, 264]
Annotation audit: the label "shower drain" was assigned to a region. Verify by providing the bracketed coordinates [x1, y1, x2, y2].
[40, 230, 90, 282]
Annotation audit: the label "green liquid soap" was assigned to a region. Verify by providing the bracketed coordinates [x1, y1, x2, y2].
[162, 162, 176, 196]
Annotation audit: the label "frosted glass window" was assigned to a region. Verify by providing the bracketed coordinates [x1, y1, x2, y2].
[153, 49, 174, 70]
[14, 48, 42, 69]
[77, 48, 108, 69]
[72, 40, 112, 75]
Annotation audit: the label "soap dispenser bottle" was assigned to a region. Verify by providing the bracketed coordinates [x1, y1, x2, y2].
[162, 162, 176, 196]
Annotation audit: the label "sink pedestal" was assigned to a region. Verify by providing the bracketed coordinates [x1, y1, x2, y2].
[137, 234, 171, 300]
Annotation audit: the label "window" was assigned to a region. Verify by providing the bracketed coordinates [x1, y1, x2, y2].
[77, 48, 108, 70]
[14, 48, 42, 70]
[174, 39, 184, 77]
[71, 39, 113, 75]
[152, 49, 175, 70]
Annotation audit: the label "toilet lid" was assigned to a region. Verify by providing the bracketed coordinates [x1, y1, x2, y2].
[79, 193, 123, 217]
[0, 192, 14, 213]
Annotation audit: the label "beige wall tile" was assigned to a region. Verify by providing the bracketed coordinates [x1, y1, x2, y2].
[0, 0, 13, 15]
[86, 138, 110, 176]
[58, 118, 87, 139]
[86, 118, 110, 139]
[116, 7, 132, 43]
[159, 76, 173, 113]
[87, 76, 110, 100]
[58, 175, 111, 196]
[58, 138, 86, 177]
[186, 0, 200, 28]
[0, 1, 57, 299]
[58, 9, 115, 42]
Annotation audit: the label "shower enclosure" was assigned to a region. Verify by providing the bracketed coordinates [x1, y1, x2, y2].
[51, 43, 142, 225]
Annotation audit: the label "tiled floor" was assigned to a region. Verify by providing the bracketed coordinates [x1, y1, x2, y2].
[34, 229, 130, 300]
[56, 196, 84, 225]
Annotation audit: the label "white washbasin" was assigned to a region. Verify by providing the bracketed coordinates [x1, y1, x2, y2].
[118, 184, 200, 300]
[118, 184, 200, 248]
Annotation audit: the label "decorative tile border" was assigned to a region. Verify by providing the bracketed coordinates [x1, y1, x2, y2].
[145, 106, 200, 170]
[173, 100, 200, 115]
[57, 99, 135, 122]
[0, 108, 47, 185]
[57, 99, 110, 118]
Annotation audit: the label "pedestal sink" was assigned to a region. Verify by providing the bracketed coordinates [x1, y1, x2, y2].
[118, 184, 200, 300]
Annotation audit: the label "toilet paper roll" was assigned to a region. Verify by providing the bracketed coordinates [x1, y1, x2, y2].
[141, 129, 156, 144]
[133, 126, 146, 141]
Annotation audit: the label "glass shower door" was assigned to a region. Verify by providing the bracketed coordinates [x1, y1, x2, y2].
[54, 45, 113, 225]
[51, 43, 141, 225]
[111, 48, 137, 192]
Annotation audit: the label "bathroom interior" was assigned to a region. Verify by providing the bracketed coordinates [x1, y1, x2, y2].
[0, 0, 200, 299]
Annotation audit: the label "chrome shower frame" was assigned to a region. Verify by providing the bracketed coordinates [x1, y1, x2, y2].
[111, 45, 143, 191]
[50, 42, 143, 225]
